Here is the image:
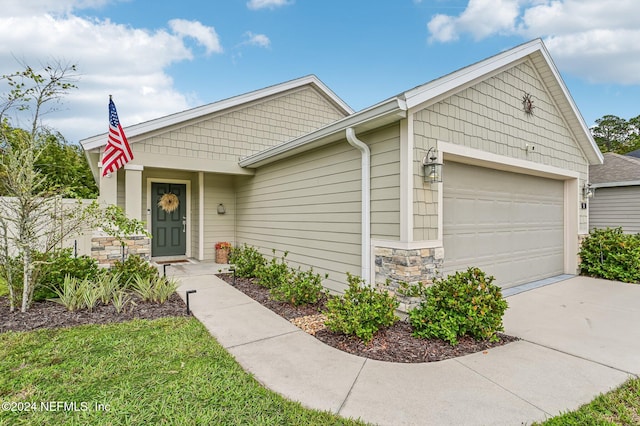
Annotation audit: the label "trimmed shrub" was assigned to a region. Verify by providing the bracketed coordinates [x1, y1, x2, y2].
[229, 244, 266, 278]
[36, 249, 101, 301]
[579, 227, 640, 283]
[409, 267, 508, 346]
[111, 255, 159, 287]
[324, 273, 399, 344]
[270, 267, 327, 306]
[254, 250, 292, 289]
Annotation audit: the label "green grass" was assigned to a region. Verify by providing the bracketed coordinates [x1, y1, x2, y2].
[0, 317, 368, 425]
[536, 378, 640, 426]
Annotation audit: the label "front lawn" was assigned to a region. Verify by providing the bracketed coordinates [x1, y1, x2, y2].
[0, 317, 367, 425]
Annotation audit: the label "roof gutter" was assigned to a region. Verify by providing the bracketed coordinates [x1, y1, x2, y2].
[346, 127, 371, 284]
[591, 180, 640, 189]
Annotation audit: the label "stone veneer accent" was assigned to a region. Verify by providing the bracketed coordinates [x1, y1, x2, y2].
[91, 235, 151, 266]
[375, 246, 444, 312]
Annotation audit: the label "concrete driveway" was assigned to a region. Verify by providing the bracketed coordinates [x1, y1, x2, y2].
[504, 275, 640, 376]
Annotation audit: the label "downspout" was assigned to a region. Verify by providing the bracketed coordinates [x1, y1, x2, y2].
[346, 128, 371, 283]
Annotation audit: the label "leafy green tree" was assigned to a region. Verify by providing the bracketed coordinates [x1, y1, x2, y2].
[590, 114, 640, 155]
[35, 132, 98, 198]
[625, 115, 640, 154]
[0, 123, 97, 198]
[591, 115, 628, 153]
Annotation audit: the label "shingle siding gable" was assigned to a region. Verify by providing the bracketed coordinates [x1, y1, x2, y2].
[135, 86, 346, 162]
[412, 60, 590, 240]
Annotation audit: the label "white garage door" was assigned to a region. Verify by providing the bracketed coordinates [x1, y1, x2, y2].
[443, 162, 564, 288]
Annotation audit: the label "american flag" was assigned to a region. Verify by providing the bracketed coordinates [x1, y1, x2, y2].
[101, 97, 133, 177]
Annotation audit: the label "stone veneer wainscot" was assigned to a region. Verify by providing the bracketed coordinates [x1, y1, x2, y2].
[91, 235, 151, 266]
[375, 246, 444, 312]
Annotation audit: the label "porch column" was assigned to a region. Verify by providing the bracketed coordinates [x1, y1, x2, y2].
[198, 171, 205, 260]
[98, 163, 118, 206]
[124, 164, 144, 221]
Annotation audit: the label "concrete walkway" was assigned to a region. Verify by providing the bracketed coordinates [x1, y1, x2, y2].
[170, 264, 640, 426]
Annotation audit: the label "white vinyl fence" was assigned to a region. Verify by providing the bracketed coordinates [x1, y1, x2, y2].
[0, 196, 95, 259]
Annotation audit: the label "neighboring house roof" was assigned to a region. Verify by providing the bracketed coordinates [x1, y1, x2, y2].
[625, 148, 640, 158]
[241, 38, 603, 168]
[590, 152, 640, 188]
[80, 75, 353, 151]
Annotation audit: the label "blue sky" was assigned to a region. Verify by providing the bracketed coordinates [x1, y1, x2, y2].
[1, 0, 639, 143]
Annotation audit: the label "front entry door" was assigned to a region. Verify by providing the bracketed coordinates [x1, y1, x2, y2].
[151, 183, 187, 257]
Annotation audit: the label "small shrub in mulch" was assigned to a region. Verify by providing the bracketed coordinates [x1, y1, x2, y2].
[408, 267, 508, 346]
[217, 273, 517, 363]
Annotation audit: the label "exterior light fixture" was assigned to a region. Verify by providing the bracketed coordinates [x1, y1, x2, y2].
[422, 147, 443, 183]
[217, 203, 226, 214]
[582, 183, 593, 200]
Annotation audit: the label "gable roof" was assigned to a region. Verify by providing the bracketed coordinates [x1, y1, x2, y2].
[241, 39, 603, 168]
[80, 75, 354, 151]
[590, 152, 640, 187]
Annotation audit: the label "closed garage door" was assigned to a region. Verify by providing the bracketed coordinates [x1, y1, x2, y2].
[443, 162, 564, 288]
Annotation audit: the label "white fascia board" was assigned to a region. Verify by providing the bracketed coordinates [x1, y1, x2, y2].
[80, 75, 353, 151]
[403, 38, 603, 166]
[534, 44, 603, 165]
[239, 98, 407, 168]
[404, 39, 543, 109]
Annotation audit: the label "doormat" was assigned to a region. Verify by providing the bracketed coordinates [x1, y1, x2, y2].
[155, 259, 191, 265]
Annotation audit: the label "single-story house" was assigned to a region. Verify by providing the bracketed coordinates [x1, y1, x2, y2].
[589, 152, 640, 233]
[81, 38, 603, 293]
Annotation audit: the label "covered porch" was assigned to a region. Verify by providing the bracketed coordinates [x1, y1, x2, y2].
[96, 159, 252, 262]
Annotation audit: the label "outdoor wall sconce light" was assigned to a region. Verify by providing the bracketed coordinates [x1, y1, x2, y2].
[217, 203, 226, 214]
[422, 147, 443, 183]
[582, 183, 594, 200]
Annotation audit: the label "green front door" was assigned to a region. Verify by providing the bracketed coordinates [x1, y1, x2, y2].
[151, 183, 187, 257]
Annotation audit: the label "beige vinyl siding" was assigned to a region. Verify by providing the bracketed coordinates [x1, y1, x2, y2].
[235, 141, 362, 294]
[202, 173, 236, 260]
[134, 87, 346, 163]
[590, 186, 640, 234]
[412, 60, 590, 240]
[369, 124, 401, 240]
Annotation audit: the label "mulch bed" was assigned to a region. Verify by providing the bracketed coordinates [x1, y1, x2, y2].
[0, 293, 188, 334]
[1, 275, 518, 364]
[217, 274, 518, 363]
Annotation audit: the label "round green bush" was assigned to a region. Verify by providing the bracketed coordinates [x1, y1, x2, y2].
[229, 244, 266, 278]
[324, 273, 399, 344]
[409, 267, 508, 346]
[579, 227, 640, 283]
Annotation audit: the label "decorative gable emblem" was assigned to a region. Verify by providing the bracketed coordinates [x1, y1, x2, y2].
[522, 93, 534, 115]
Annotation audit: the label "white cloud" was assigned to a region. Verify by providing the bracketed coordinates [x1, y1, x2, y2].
[427, 14, 458, 43]
[243, 32, 271, 48]
[428, 0, 520, 42]
[0, 2, 224, 143]
[426, 0, 640, 85]
[168, 19, 223, 55]
[0, 0, 114, 16]
[247, 0, 293, 11]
